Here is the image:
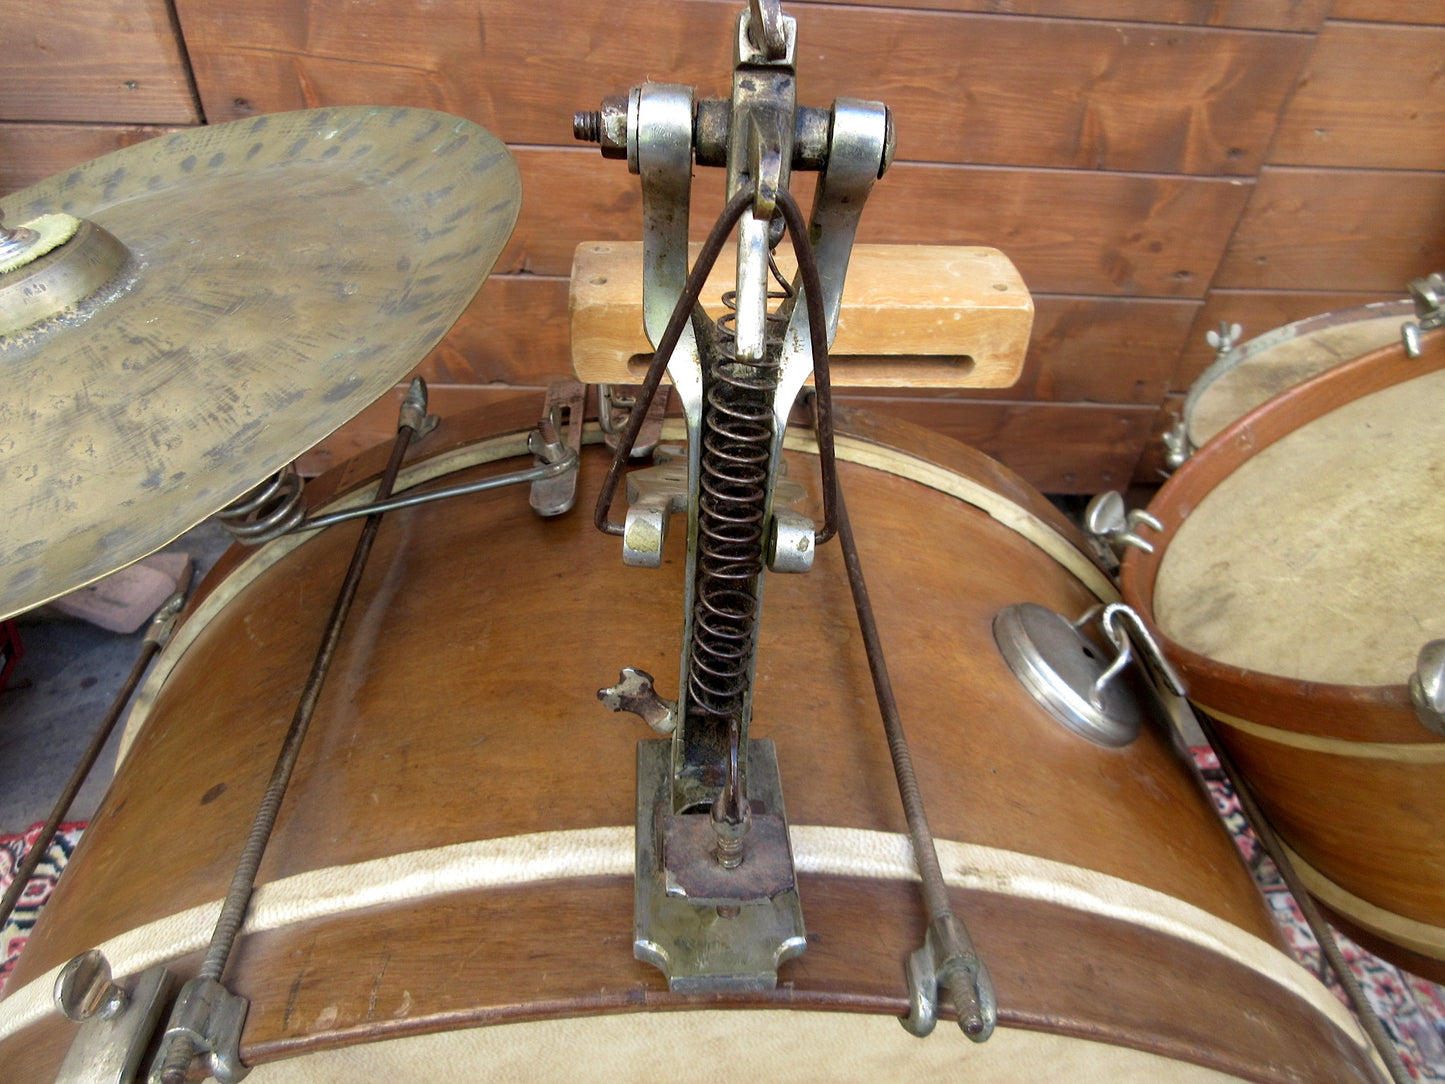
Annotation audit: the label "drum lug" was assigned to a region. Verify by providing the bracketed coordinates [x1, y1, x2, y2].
[901, 914, 996, 1041]
[148, 976, 250, 1084]
[52, 952, 174, 1084]
[598, 667, 678, 734]
[1411, 639, 1445, 736]
[1161, 412, 1190, 473]
[993, 602, 1185, 748]
[528, 380, 586, 517]
[1402, 271, 1445, 358]
[1084, 490, 1162, 567]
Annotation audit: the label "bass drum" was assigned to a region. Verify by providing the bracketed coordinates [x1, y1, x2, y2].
[0, 401, 1373, 1081]
[1183, 299, 1413, 454]
[1124, 330, 1445, 980]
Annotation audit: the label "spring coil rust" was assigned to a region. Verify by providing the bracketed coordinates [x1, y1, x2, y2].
[215, 464, 305, 544]
[688, 289, 789, 718]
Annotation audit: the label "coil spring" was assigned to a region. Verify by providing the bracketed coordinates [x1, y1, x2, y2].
[216, 465, 305, 545]
[688, 287, 790, 717]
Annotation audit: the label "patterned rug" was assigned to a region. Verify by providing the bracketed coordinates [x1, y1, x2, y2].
[1195, 746, 1445, 1081]
[3, 794, 1445, 1077]
[0, 821, 84, 996]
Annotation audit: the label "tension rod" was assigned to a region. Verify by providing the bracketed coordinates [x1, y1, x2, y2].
[153, 388, 423, 1083]
[833, 477, 997, 1040]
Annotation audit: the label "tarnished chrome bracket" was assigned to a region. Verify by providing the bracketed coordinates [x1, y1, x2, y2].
[148, 976, 249, 1084]
[529, 380, 586, 517]
[622, 448, 688, 567]
[598, 383, 670, 459]
[766, 474, 813, 573]
[994, 602, 1183, 747]
[772, 96, 890, 430]
[599, 667, 677, 735]
[634, 739, 806, 992]
[52, 951, 174, 1084]
[1411, 640, 1445, 737]
[1084, 490, 1162, 568]
[902, 914, 997, 1040]
[1403, 272, 1445, 358]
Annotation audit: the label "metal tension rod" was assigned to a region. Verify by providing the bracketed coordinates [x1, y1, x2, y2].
[153, 385, 426, 1084]
[832, 477, 997, 1040]
[0, 593, 185, 932]
[1191, 711, 1408, 1084]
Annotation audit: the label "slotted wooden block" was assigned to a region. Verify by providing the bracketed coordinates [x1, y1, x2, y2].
[570, 242, 1032, 388]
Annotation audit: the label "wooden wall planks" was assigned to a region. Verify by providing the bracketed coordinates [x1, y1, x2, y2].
[1215, 168, 1445, 292]
[1271, 22, 1445, 170]
[1327, 2, 1445, 25]
[0, 123, 176, 195]
[1, 0, 197, 124]
[2, 1, 1441, 493]
[174, 0, 1308, 176]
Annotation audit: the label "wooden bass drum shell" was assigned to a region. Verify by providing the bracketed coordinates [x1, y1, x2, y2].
[1124, 330, 1445, 980]
[0, 402, 1371, 1082]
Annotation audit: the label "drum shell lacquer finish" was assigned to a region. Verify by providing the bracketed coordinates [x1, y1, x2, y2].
[1124, 330, 1445, 979]
[0, 403, 1371, 1081]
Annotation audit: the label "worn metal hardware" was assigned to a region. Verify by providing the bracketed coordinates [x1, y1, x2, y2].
[621, 452, 689, 568]
[663, 809, 796, 900]
[634, 739, 806, 993]
[598, 383, 670, 459]
[1162, 412, 1190, 473]
[216, 464, 306, 545]
[767, 507, 816, 573]
[902, 914, 996, 1039]
[295, 451, 577, 534]
[580, 0, 887, 995]
[148, 977, 249, 1084]
[1411, 640, 1445, 736]
[1403, 272, 1445, 358]
[396, 376, 440, 441]
[1205, 321, 1244, 359]
[529, 380, 586, 517]
[52, 953, 174, 1084]
[1084, 490, 1163, 563]
[599, 667, 678, 735]
[993, 601, 1175, 748]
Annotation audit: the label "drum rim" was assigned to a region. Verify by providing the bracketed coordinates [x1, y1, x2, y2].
[1122, 329, 1443, 744]
[1181, 298, 1413, 452]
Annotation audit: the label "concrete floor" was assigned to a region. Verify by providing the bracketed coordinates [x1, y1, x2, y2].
[0, 522, 232, 836]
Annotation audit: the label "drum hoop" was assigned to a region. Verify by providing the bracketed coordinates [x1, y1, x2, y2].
[1123, 329, 1445, 740]
[1181, 299, 1413, 451]
[0, 825, 1365, 1052]
[117, 420, 1114, 766]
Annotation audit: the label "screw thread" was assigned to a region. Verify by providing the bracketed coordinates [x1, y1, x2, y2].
[573, 111, 602, 143]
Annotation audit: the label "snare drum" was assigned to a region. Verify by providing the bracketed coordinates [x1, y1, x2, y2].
[1184, 300, 1413, 453]
[1124, 329, 1445, 979]
[0, 402, 1372, 1081]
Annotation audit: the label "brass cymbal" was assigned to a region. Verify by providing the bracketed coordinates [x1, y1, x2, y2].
[0, 107, 520, 620]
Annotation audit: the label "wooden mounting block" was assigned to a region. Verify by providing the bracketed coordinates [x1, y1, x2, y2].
[569, 242, 1032, 388]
